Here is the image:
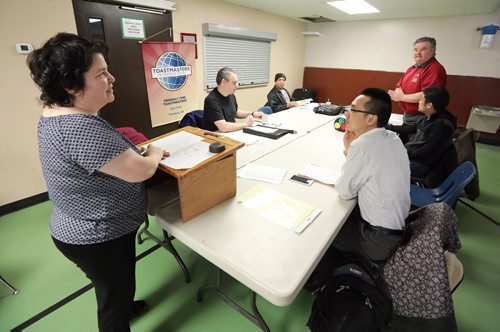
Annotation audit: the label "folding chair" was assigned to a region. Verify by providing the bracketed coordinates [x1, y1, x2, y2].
[383, 203, 461, 330]
[178, 110, 205, 129]
[118, 127, 191, 283]
[1, 274, 19, 295]
[410, 161, 477, 209]
[444, 251, 464, 293]
[257, 106, 273, 115]
[138, 179, 191, 283]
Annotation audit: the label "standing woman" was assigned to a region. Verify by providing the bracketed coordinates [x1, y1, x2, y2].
[27, 33, 168, 331]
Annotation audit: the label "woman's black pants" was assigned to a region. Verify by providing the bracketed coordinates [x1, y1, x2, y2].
[53, 230, 138, 332]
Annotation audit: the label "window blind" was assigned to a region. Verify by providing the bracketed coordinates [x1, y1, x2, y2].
[204, 36, 271, 89]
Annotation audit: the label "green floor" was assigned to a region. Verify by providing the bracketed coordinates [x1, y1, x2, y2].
[1, 143, 499, 332]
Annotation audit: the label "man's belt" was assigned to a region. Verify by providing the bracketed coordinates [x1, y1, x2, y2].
[363, 220, 404, 236]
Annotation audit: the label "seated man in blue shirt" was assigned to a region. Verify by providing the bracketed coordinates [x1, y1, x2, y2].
[265, 73, 298, 113]
[333, 88, 411, 261]
[203, 67, 263, 133]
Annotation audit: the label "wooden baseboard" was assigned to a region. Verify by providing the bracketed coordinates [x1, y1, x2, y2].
[303, 67, 500, 128]
[0, 192, 49, 217]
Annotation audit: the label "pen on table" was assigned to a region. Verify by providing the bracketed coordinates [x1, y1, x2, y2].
[203, 131, 221, 138]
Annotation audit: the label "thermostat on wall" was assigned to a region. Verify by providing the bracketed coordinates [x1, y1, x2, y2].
[16, 43, 33, 54]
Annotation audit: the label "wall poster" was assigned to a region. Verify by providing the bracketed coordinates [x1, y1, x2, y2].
[141, 42, 197, 126]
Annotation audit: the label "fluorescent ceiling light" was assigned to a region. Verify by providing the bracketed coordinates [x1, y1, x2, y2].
[327, 0, 380, 15]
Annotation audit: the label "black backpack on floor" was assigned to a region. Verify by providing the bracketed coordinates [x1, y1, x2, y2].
[306, 252, 393, 332]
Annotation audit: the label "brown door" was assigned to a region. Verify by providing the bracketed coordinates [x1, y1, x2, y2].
[72, 0, 177, 138]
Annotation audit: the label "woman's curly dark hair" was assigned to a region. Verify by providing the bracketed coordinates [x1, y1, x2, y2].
[27, 33, 108, 107]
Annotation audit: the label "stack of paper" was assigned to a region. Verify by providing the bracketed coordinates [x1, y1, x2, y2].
[223, 131, 265, 145]
[298, 164, 339, 185]
[296, 98, 313, 106]
[238, 184, 321, 233]
[237, 163, 287, 184]
[151, 131, 214, 169]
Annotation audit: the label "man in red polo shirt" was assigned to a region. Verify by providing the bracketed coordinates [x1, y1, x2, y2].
[389, 37, 447, 126]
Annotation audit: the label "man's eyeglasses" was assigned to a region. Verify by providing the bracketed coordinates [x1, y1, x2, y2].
[346, 107, 377, 115]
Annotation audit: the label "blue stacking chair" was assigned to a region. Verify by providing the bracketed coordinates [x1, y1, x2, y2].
[410, 161, 477, 208]
[258, 106, 273, 115]
[178, 110, 205, 129]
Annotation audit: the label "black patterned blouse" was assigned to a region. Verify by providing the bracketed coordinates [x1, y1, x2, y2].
[38, 114, 147, 245]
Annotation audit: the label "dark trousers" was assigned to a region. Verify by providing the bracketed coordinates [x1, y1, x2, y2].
[53, 230, 138, 332]
[332, 205, 403, 261]
[410, 160, 431, 179]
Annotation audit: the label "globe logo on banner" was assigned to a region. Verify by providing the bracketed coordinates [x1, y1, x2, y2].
[151, 52, 192, 91]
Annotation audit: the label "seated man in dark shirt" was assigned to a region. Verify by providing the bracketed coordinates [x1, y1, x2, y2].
[265, 73, 298, 113]
[386, 86, 457, 179]
[203, 67, 263, 133]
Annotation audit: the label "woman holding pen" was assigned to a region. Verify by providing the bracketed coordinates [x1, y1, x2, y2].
[28, 32, 168, 331]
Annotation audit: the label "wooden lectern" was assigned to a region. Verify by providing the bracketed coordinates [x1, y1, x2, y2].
[141, 126, 244, 222]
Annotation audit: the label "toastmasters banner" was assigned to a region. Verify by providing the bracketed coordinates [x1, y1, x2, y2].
[141, 42, 197, 127]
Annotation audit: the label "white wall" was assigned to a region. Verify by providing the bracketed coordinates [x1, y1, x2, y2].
[172, 0, 306, 111]
[3, 0, 499, 206]
[304, 9, 500, 78]
[0, 0, 77, 206]
[0, 0, 306, 206]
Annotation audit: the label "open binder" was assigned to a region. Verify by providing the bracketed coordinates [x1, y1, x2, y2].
[243, 125, 293, 139]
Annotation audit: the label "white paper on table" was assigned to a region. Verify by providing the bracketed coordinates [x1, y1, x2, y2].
[223, 131, 265, 145]
[238, 184, 321, 233]
[149, 131, 203, 153]
[389, 114, 404, 126]
[296, 99, 312, 106]
[237, 163, 287, 184]
[298, 164, 339, 185]
[248, 125, 279, 134]
[259, 121, 282, 128]
[150, 131, 214, 169]
[159, 141, 214, 169]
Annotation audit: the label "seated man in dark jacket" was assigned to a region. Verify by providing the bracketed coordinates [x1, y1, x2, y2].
[265, 73, 298, 113]
[386, 86, 457, 179]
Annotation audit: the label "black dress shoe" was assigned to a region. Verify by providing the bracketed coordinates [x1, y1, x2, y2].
[130, 300, 148, 321]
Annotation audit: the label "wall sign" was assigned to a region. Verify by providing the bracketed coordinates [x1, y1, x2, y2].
[121, 17, 145, 40]
[180, 33, 197, 59]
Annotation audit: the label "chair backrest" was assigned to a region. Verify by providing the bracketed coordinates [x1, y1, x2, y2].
[432, 161, 477, 206]
[444, 251, 464, 293]
[178, 110, 205, 129]
[383, 203, 460, 322]
[116, 127, 148, 144]
[411, 143, 458, 188]
[292, 88, 317, 102]
[258, 106, 273, 115]
[453, 128, 480, 199]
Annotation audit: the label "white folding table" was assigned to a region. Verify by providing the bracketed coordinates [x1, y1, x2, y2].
[155, 118, 356, 331]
